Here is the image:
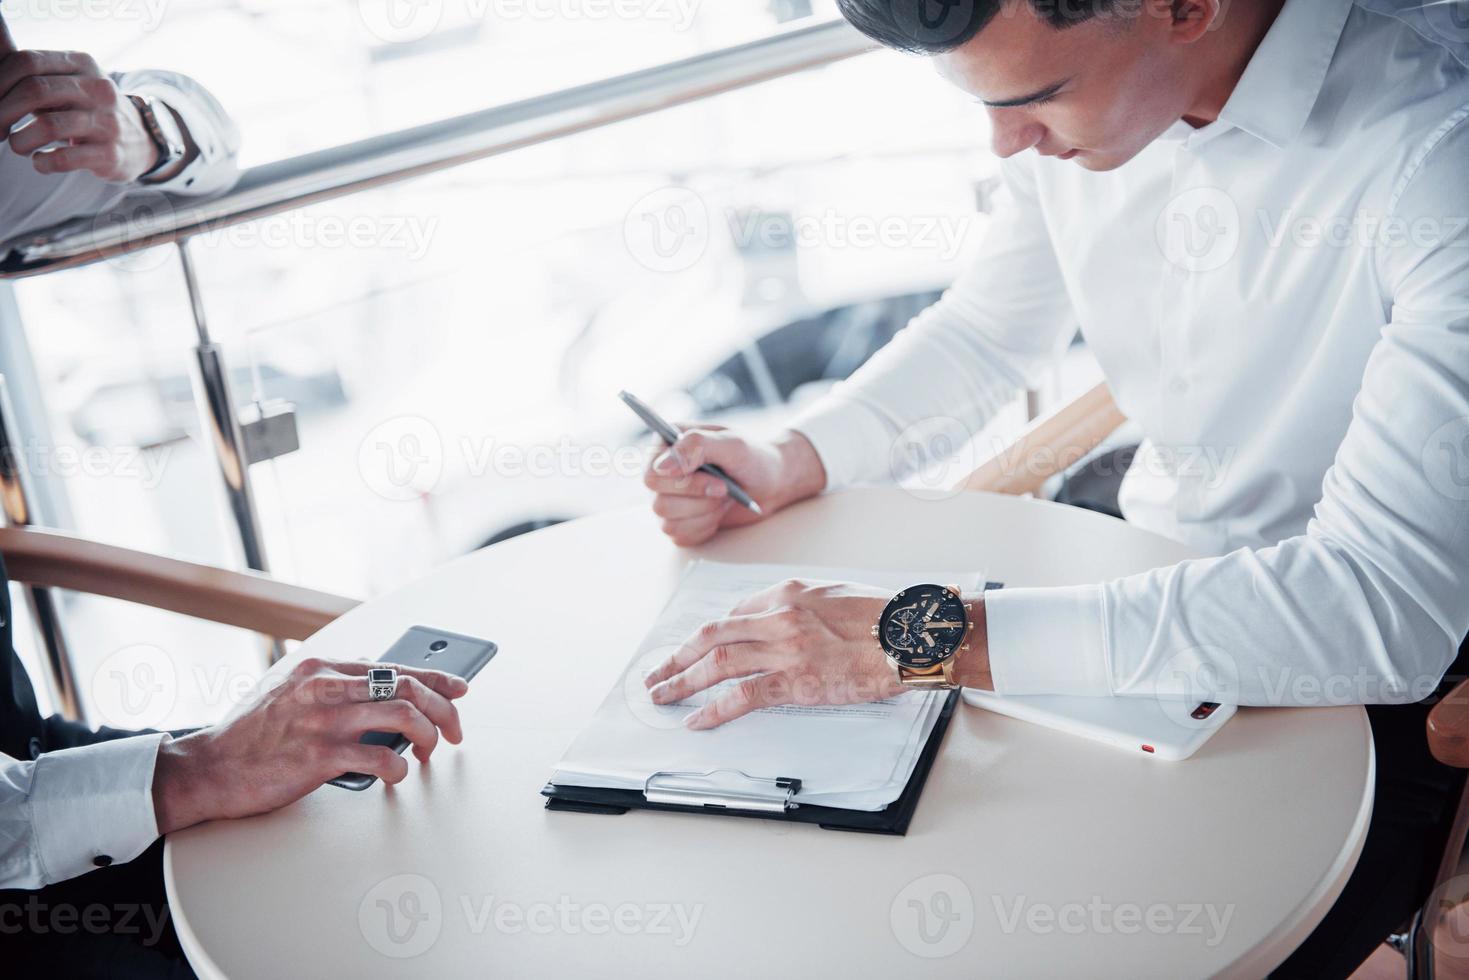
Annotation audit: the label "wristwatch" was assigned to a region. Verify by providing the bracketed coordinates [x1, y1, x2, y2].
[128, 94, 187, 184]
[871, 583, 973, 689]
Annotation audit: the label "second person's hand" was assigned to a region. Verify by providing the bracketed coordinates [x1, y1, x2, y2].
[643, 425, 827, 546]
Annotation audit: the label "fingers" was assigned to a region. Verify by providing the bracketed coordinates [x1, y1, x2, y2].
[650, 641, 780, 705]
[643, 612, 773, 688]
[646, 469, 728, 501]
[340, 699, 440, 763]
[0, 72, 98, 132]
[329, 742, 411, 786]
[31, 143, 119, 178]
[658, 508, 730, 547]
[8, 109, 93, 155]
[387, 675, 464, 744]
[686, 675, 786, 730]
[0, 18, 17, 58]
[332, 659, 470, 699]
[0, 49, 99, 101]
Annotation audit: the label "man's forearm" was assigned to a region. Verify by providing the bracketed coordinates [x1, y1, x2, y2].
[770, 428, 828, 510]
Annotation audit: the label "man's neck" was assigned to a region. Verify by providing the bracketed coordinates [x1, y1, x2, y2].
[1180, 0, 1290, 128]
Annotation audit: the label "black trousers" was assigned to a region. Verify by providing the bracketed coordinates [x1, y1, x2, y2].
[0, 838, 196, 979]
[1063, 448, 1469, 978]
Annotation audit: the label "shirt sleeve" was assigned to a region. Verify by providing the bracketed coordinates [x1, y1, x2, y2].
[987, 104, 1469, 706]
[0, 733, 166, 889]
[112, 69, 242, 199]
[788, 153, 1079, 491]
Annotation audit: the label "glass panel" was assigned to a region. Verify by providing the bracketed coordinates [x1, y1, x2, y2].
[14, 39, 1017, 608]
[6, 0, 840, 167]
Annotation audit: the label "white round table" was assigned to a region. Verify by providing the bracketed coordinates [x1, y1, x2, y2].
[165, 489, 1373, 979]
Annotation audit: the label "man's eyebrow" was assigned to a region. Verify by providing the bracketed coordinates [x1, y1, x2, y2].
[976, 79, 1070, 109]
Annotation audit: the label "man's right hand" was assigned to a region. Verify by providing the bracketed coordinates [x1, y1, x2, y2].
[643, 425, 827, 546]
[150, 657, 470, 834]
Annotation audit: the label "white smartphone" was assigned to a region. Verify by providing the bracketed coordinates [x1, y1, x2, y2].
[962, 688, 1236, 761]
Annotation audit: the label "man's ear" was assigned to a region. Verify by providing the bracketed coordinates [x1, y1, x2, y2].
[1161, 0, 1220, 43]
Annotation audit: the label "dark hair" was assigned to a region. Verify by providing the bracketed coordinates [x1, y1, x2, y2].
[837, 0, 1124, 54]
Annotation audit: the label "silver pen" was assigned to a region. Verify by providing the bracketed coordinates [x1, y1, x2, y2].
[619, 390, 763, 516]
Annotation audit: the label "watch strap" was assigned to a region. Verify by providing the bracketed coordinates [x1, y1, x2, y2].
[129, 94, 186, 184]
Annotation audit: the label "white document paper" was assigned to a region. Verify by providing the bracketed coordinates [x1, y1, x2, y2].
[551, 561, 984, 812]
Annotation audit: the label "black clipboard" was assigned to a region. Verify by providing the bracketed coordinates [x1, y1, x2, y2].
[541, 581, 999, 837]
[542, 688, 960, 836]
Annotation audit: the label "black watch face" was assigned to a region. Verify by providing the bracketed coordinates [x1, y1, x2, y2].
[879, 585, 967, 670]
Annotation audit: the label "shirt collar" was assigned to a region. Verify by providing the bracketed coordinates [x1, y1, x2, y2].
[1202, 0, 1356, 149]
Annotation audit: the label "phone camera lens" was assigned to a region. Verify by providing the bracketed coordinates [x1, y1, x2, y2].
[429, 640, 448, 652]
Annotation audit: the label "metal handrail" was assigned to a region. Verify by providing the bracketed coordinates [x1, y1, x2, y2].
[0, 18, 873, 279]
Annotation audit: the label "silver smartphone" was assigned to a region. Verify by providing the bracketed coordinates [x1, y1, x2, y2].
[328, 626, 498, 790]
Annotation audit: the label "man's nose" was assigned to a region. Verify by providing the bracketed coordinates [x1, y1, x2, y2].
[988, 108, 1045, 159]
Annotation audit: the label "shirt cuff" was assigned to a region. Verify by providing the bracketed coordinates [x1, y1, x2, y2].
[31, 733, 166, 884]
[984, 584, 1112, 696]
[787, 394, 897, 492]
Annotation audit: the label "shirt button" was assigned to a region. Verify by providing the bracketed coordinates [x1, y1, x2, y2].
[28, 736, 42, 759]
[93, 854, 114, 868]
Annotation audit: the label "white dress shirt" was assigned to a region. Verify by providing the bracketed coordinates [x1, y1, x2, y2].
[792, 0, 1469, 706]
[0, 70, 236, 889]
[0, 735, 166, 889]
[1, 68, 240, 241]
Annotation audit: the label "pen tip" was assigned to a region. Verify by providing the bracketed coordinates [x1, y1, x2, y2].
[749, 501, 764, 516]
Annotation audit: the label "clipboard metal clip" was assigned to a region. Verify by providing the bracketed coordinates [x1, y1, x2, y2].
[643, 770, 803, 813]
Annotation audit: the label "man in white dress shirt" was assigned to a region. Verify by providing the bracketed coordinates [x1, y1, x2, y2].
[0, 14, 239, 239]
[640, 0, 1469, 972]
[0, 14, 476, 977]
